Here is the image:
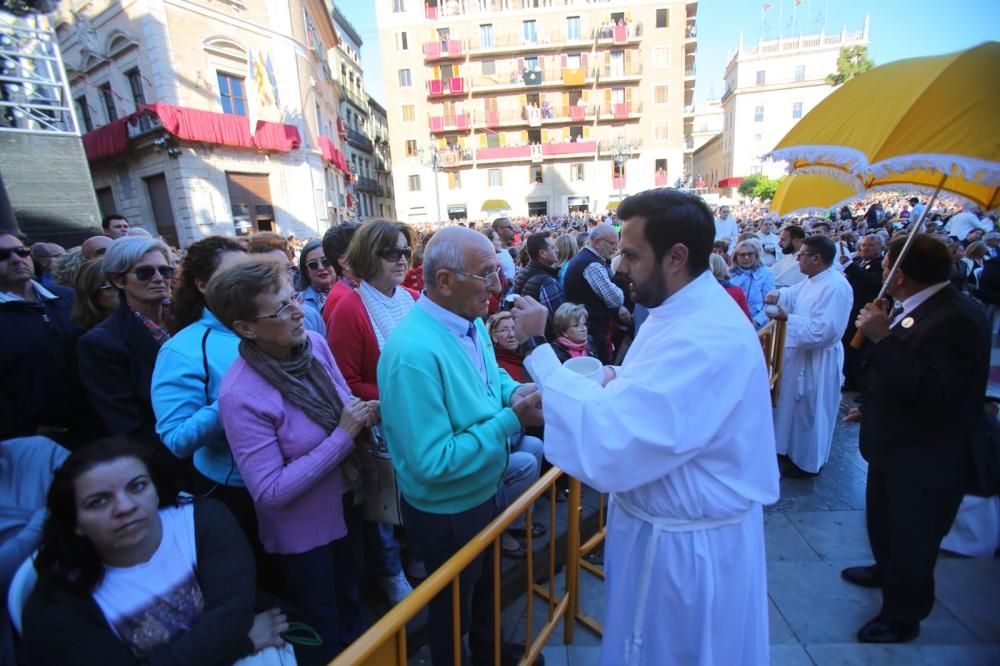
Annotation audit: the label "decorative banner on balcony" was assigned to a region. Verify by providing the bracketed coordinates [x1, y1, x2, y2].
[247, 47, 279, 137]
[522, 70, 542, 86]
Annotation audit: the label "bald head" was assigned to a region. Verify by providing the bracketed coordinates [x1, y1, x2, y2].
[424, 226, 500, 319]
[82, 235, 112, 260]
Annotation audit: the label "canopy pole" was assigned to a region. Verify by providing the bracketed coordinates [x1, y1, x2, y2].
[849, 174, 946, 349]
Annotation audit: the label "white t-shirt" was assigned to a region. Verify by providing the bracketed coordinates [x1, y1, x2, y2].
[92, 503, 203, 656]
[497, 247, 516, 281]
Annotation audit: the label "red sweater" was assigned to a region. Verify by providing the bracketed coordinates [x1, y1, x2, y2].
[326, 286, 418, 400]
[321, 280, 355, 331]
[724, 285, 754, 322]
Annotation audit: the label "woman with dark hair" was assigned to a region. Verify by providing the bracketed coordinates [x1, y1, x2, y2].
[209, 258, 378, 660]
[78, 238, 174, 440]
[247, 233, 325, 336]
[320, 222, 361, 327]
[327, 219, 418, 602]
[22, 438, 287, 665]
[149, 238, 265, 567]
[298, 238, 335, 319]
[71, 258, 119, 330]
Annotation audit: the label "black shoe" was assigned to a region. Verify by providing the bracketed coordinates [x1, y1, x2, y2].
[841, 565, 882, 588]
[781, 463, 819, 478]
[857, 617, 920, 643]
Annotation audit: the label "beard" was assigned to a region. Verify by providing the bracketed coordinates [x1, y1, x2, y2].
[630, 272, 669, 308]
[781, 243, 795, 255]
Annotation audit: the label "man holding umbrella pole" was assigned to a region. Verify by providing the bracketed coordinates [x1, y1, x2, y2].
[845, 233, 989, 643]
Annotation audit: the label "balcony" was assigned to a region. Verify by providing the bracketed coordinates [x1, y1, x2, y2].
[423, 39, 463, 61]
[336, 82, 368, 113]
[592, 63, 643, 83]
[429, 113, 471, 133]
[593, 102, 643, 121]
[427, 77, 466, 98]
[475, 140, 597, 164]
[592, 22, 642, 45]
[467, 30, 592, 57]
[685, 66, 696, 79]
[355, 175, 380, 194]
[345, 128, 374, 153]
[597, 138, 643, 154]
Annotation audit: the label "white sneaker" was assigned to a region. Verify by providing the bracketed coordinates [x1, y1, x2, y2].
[380, 571, 413, 606]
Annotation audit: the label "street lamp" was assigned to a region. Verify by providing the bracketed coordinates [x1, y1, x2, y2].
[419, 146, 443, 225]
[610, 135, 637, 203]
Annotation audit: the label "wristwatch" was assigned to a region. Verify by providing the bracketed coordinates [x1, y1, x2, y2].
[519, 335, 548, 355]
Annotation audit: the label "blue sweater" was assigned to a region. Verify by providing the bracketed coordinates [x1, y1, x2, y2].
[377, 306, 521, 514]
[151, 308, 243, 486]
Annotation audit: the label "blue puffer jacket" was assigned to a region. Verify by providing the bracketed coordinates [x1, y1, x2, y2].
[151, 308, 243, 486]
[730, 264, 776, 328]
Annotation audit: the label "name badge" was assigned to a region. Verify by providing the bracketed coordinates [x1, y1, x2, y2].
[900, 316, 914, 329]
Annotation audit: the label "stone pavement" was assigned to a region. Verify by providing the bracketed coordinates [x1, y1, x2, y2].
[524, 402, 1000, 665]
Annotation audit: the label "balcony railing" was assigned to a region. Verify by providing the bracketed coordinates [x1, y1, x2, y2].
[593, 101, 643, 119]
[597, 138, 643, 154]
[423, 39, 463, 60]
[427, 77, 467, 97]
[475, 140, 597, 163]
[337, 82, 368, 112]
[592, 63, 643, 81]
[429, 113, 471, 132]
[346, 128, 374, 152]
[355, 175, 379, 193]
[592, 22, 642, 43]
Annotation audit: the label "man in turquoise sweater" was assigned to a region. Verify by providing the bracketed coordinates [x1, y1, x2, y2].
[379, 226, 543, 666]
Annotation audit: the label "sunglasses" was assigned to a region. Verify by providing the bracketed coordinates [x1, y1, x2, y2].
[378, 247, 412, 263]
[132, 265, 175, 281]
[306, 258, 331, 271]
[0, 246, 32, 261]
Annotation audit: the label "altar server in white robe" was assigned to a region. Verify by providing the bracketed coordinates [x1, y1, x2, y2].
[514, 188, 780, 666]
[766, 235, 853, 476]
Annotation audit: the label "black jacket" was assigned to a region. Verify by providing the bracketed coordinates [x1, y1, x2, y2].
[859, 285, 989, 492]
[23, 499, 256, 666]
[564, 249, 616, 322]
[0, 284, 94, 442]
[842, 255, 884, 339]
[513, 260, 559, 303]
[77, 300, 164, 440]
[974, 255, 1000, 305]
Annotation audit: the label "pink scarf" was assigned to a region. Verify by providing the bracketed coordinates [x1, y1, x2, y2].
[555, 336, 589, 358]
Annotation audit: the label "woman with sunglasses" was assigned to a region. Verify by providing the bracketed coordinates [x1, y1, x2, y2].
[327, 219, 418, 604]
[77, 238, 175, 442]
[298, 238, 335, 320]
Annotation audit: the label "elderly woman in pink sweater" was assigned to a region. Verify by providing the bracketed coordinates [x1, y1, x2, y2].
[209, 258, 378, 662]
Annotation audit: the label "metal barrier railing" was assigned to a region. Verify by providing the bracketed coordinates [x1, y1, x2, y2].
[332, 323, 787, 662]
[331, 466, 575, 665]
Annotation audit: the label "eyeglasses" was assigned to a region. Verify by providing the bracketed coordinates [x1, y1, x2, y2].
[378, 247, 412, 263]
[132, 265, 175, 281]
[453, 267, 502, 285]
[0, 246, 32, 261]
[254, 292, 302, 321]
[306, 258, 331, 271]
[797, 252, 819, 259]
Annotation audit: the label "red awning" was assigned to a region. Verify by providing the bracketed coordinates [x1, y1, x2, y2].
[318, 136, 349, 174]
[718, 177, 744, 188]
[82, 116, 130, 161]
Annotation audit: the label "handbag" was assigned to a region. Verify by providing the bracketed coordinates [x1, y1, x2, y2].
[360, 424, 404, 525]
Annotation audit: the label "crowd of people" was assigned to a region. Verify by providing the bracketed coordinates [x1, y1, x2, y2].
[0, 187, 997, 665]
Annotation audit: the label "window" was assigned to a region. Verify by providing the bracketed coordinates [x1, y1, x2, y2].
[656, 8, 669, 28]
[610, 50, 625, 76]
[528, 200, 547, 216]
[402, 105, 415, 122]
[405, 139, 417, 156]
[481, 59, 496, 75]
[567, 16, 581, 40]
[570, 163, 585, 182]
[654, 47, 671, 69]
[654, 85, 669, 104]
[527, 128, 541, 144]
[794, 65, 805, 82]
[486, 133, 500, 148]
[392, 0, 405, 12]
[523, 20, 537, 44]
[792, 101, 803, 119]
[398, 69, 412, 87]
[408, 174, 421, 191]
[524, 56, 539, 72]
[567, 53, 581, 69]
[655, 122, 669, 141]
[756, 70, 766, 85]
[217, 73, 246, 116]
[125, 68, 146, 107]
[488, 168, 502, 187]
[448, 171, 461, 189]
[480, 24, 493, 48]
[754, 105, 764, 122]
[397, 32, 409, 50]
[98, 82, 117, 122]
[569, 125, 583, 141]
[530, 165, 543, 183]
[611, 87, 625, 105]
[75, 95, 93, 132]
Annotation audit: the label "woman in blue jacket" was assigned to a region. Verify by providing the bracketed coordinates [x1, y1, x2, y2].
[730, 238, 776, 329]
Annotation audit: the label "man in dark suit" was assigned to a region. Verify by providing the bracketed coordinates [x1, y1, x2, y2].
[840, 234, 885, 390]
[845, 234, 989, 643]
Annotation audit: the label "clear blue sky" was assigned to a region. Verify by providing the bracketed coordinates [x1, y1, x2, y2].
[341, 0, 1000, 108]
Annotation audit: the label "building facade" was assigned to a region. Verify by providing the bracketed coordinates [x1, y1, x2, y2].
[377, 0, 697, 223]
[55, 0, 354, 247]
[368, 96, 398, 220]
[710, 20, 869, 191]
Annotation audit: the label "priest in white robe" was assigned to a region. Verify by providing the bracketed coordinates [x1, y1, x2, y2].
[514, 189, 780, 666]
[766, 235, 853, 476]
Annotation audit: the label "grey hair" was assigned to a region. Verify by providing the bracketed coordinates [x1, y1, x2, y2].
[102, 237, 172, 276]
[708, 253, 730, 281]
[422, 235, 466, 290]
[734, 238, 764, 269]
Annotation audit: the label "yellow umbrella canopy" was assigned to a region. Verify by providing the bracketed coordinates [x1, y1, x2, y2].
[770, 174, 857, 216]
[768, 42, 1000, 207]
[481, 199, 511, 212]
